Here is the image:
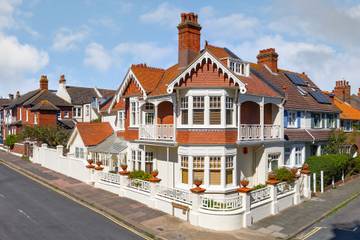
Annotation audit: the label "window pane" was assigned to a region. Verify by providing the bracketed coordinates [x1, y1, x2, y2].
[181, 110, 188, 124]
[226, 109, 233, 125]
[182, 169, 188, 184]
[226, 169, 233, 184]
[210, 170, 221, 185]
[210, 109, 221, 124]
[193, 109, 204, 124]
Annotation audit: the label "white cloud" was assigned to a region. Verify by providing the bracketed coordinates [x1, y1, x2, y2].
[52, 27, 89, 51]
[139, 2, 182, 27]
[0, 33, 49, 96]
[84, 42, 112, 71]
[113, 42, 174, 67]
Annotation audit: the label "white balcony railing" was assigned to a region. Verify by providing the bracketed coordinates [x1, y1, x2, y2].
[200, 195, 243, 211]
[98, 172, 121, 185]
[139, 124, 174, 141]
[157, 186, 192, 205]
[239, 124, 281, 141]
[250, 186, 271, 205]
[128, 178, 151, 192]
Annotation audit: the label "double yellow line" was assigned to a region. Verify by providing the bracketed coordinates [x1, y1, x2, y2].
[0, 161, 154, 240]
[299, 227, 322, 240]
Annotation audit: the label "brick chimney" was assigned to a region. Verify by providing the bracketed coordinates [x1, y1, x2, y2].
[334, 80, 351, 103]
[59, 74, 66, 85]
[257, 48, 279, 73]
[40, 75, 48, 90]
[16, 91, 20, 98]
[177, 12, 201, 69]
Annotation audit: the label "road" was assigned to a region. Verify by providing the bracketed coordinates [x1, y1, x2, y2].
[299, 193, 360, 240]
[0, 163, 145, 240]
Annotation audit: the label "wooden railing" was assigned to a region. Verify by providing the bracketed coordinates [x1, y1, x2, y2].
[139, 124, 174, 141]
[239, 124, 281, 141]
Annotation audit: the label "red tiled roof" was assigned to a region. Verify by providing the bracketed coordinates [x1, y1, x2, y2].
[130, 64, 165, 95]
[76, 122, 113, 146]
[112, 98, 125, 111]
[332, 96, 360, 120]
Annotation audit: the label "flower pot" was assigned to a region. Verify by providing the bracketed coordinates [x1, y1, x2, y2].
[291, 167, 298, 176]
[87, 159, 93, 165]
[120, 164, 128, 171]
[240, 179, 249, 188]
[268, 172, 276, 181]
[151, 170, 159, 178]
[96, 161, 102, 166]
[194, 179, 203, 188]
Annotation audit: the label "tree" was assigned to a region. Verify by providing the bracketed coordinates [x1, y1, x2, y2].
[323, 130, 347, 154]
[5, 134, 18, 149]
[19, 126, 70, 147]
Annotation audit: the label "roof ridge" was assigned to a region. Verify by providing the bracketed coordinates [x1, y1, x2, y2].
[24, 89, 45, 106]
[131, 63, 165, 71]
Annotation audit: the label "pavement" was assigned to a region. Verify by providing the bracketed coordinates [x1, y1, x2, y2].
[0, 163, 143, 240]
[296, 194, 360, 240]
[1, 150, 360, 240]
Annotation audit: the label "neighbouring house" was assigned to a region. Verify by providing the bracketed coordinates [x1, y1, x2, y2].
[251, 50, 341, 165]
[2, 75, 74, 142]
[66, 122, 125, 171]
[330, 80, 360, 155]
[56, 75, 115, 123]
[0, 97, 11, 144]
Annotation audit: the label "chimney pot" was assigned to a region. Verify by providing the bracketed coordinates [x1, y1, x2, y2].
[257, 48, 279, 72]
[334, 79, 351, 103]
[40, 75, 48, 90]
[59, 74, 66, 84]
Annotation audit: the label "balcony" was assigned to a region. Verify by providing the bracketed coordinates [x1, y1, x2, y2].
[139, 124, 174, 141]
[239, 124, 281, 141]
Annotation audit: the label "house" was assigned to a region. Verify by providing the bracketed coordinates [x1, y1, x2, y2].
[56, 75, 115, 123]
[105, 12, 286, 189]
[2, 75, 74, 141]
[0, 97, 11, 144]
[251, 50, 341, 165]
[66, 122, 127, 171]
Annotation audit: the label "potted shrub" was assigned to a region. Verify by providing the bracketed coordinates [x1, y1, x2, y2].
[95, 160, 103, 171]
[191, 177, 205, 193]
[151, 169, 159, 178]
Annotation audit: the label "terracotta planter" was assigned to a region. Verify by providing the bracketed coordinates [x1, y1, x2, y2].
[240, 179, 249, 188]
[86, 159, 95, 169]
[291, 167, 298, 176]
[194, 179, 203, 188]
[191, 179, 205, 193]
[87, 159, 93, 165]
[268, 172, 276, 181]
[120, 164, 128, 171]
[151, 170, 159, 178]
[95, 161, 103, 171]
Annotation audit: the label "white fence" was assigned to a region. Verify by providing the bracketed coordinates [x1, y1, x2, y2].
[29, 144, 311, 231]
[264, 125, 281, 139]
[139, 124, 174, 141]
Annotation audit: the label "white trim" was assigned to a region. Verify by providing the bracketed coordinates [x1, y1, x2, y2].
[166, 51, 247, 94]
[94, 87, 103, 98]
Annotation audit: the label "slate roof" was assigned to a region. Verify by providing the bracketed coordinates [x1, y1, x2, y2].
[30, 100, 60, 111]
[250, 64, 340, 113]
[0, 98, 10, 109]
[7, 89, 41, 108]
[23, 90, 73, 108]
[57, 119, 76, 129]
[66, 86, 115, 105]
[76, 122, 113, 146]
[350, 95, 360, 110]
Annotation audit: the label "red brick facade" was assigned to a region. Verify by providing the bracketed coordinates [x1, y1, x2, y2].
[177, 129, 237, 144]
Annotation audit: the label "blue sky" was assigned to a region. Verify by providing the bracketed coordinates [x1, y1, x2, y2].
[0, 0, 360, 97]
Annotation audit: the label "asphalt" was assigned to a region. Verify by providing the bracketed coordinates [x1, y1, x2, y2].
[0, 163, 144, 240]
[299, 194, 360, 240]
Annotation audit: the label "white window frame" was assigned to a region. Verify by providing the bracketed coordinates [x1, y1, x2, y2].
[34, 113, 38, 125]
[268, 153, 280, 172]
[209, 96, 221, 125]
[288, 111, 297, 128]
[85, 104, 90, 117]
[294, 145, 304, 166]
[180, 97, 188, 125]
[130, 99, 139, 127]
[312, 113, 322, 128]
[117, 110, 125, 130]
[73, 106, 82, 118]
[284, 147, 291, 166]
[26, 109, 29, 122]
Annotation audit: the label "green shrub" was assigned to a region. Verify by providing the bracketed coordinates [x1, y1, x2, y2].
[305, 154, 350, 185]
[350, 156, 360, 174]
[128, 170, 151, 180]
[252, 184, 266, 190]
[274, 167, 295, 183]
[5, 134, 18, 149]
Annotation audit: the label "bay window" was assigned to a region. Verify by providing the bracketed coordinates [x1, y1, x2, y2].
[181, 156, 188, 184]
[180, 97, 188, 125]
[226, 97, 234, 125]
[193, 156, 204, 183]
[193, 96, 204, 125]
[209, 156, 221, 185]
[209, 96, 221, 125]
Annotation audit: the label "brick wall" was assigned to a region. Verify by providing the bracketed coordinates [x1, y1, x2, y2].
[177, 129, 237, 144]
[11, 143, 25, 155]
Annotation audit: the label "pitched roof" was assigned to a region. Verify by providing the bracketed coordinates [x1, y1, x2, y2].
[206, 44, 241, 60]
[76, 122, 113, 146]
[332, 96, 360, 120]
[30, 100, 60, 111]
[284, 129, 333, 142]
[130, 64, 165, 95]
[0, 98, 10, 108]
[66, 86, 115, 105]
[23, 90, 73, 108]
[350, 95, 360, 110]
[251, 63, 340, 113]
[7, 89, 41, 108]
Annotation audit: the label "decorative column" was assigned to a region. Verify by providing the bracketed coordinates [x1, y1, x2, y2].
[260, 98, 265, 140]
[189, 180, 206, 227]
[266, 173, 280, 215]
[220, 94, 226, 127]
[300, 163, 312, 199]
[141, 147, 146, 172]
[189, 156, 194, 188]
[204, 95, 210, 126]
[172, 96, 177, 141]
[238, 180, 252, 228]
[188, 95, 193, 127]
[220, 156, 226, 188]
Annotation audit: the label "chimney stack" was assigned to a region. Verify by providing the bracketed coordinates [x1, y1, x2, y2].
[177, 12, 201, 69]
[334, 80, 351, 103]
[16, 91, 20, 99]
[59, 74, 66, 85]
[8, 94, 14, 100]
[358, 88, 360, 97]
[40, 75, 48, 90]
[257, 48, 279, 73]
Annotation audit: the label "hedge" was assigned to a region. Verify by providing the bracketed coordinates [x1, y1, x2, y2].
[305, 154, 351, 186]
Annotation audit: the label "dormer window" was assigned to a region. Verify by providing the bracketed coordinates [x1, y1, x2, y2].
[228, 59, 248, 76]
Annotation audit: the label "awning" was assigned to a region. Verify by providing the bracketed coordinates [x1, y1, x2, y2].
[88, 134, 127, 154]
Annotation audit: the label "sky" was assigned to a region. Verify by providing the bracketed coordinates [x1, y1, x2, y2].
[0, 0, 359, 97]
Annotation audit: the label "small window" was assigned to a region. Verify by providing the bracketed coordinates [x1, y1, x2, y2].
[131, 150, 136, 171]
[145, 152, 153, 173]
[180, 97, 188, 125]
[313, 113, 322, 128]
[230, 62, 235, 71]
[181, 156, 188, 184]
[130, 101, 139, 126]
[193, 156, 204, 183]
[225, 156, 234, 184]
[209, 96, 221, 125]
[297, 86, 307, 96]
[284, 147, 291, 166]
[294, 146, 303, 166]
[118, 111, 125, 130]
[85, 105, 90, 116]
[64, 111, 69, 119]
[327, 114, 335, 129]
[226, 97, 234, 125]
[209, 156, 221, 185]
[288, 111, 297, 128]
[268, 153, 280, 172]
